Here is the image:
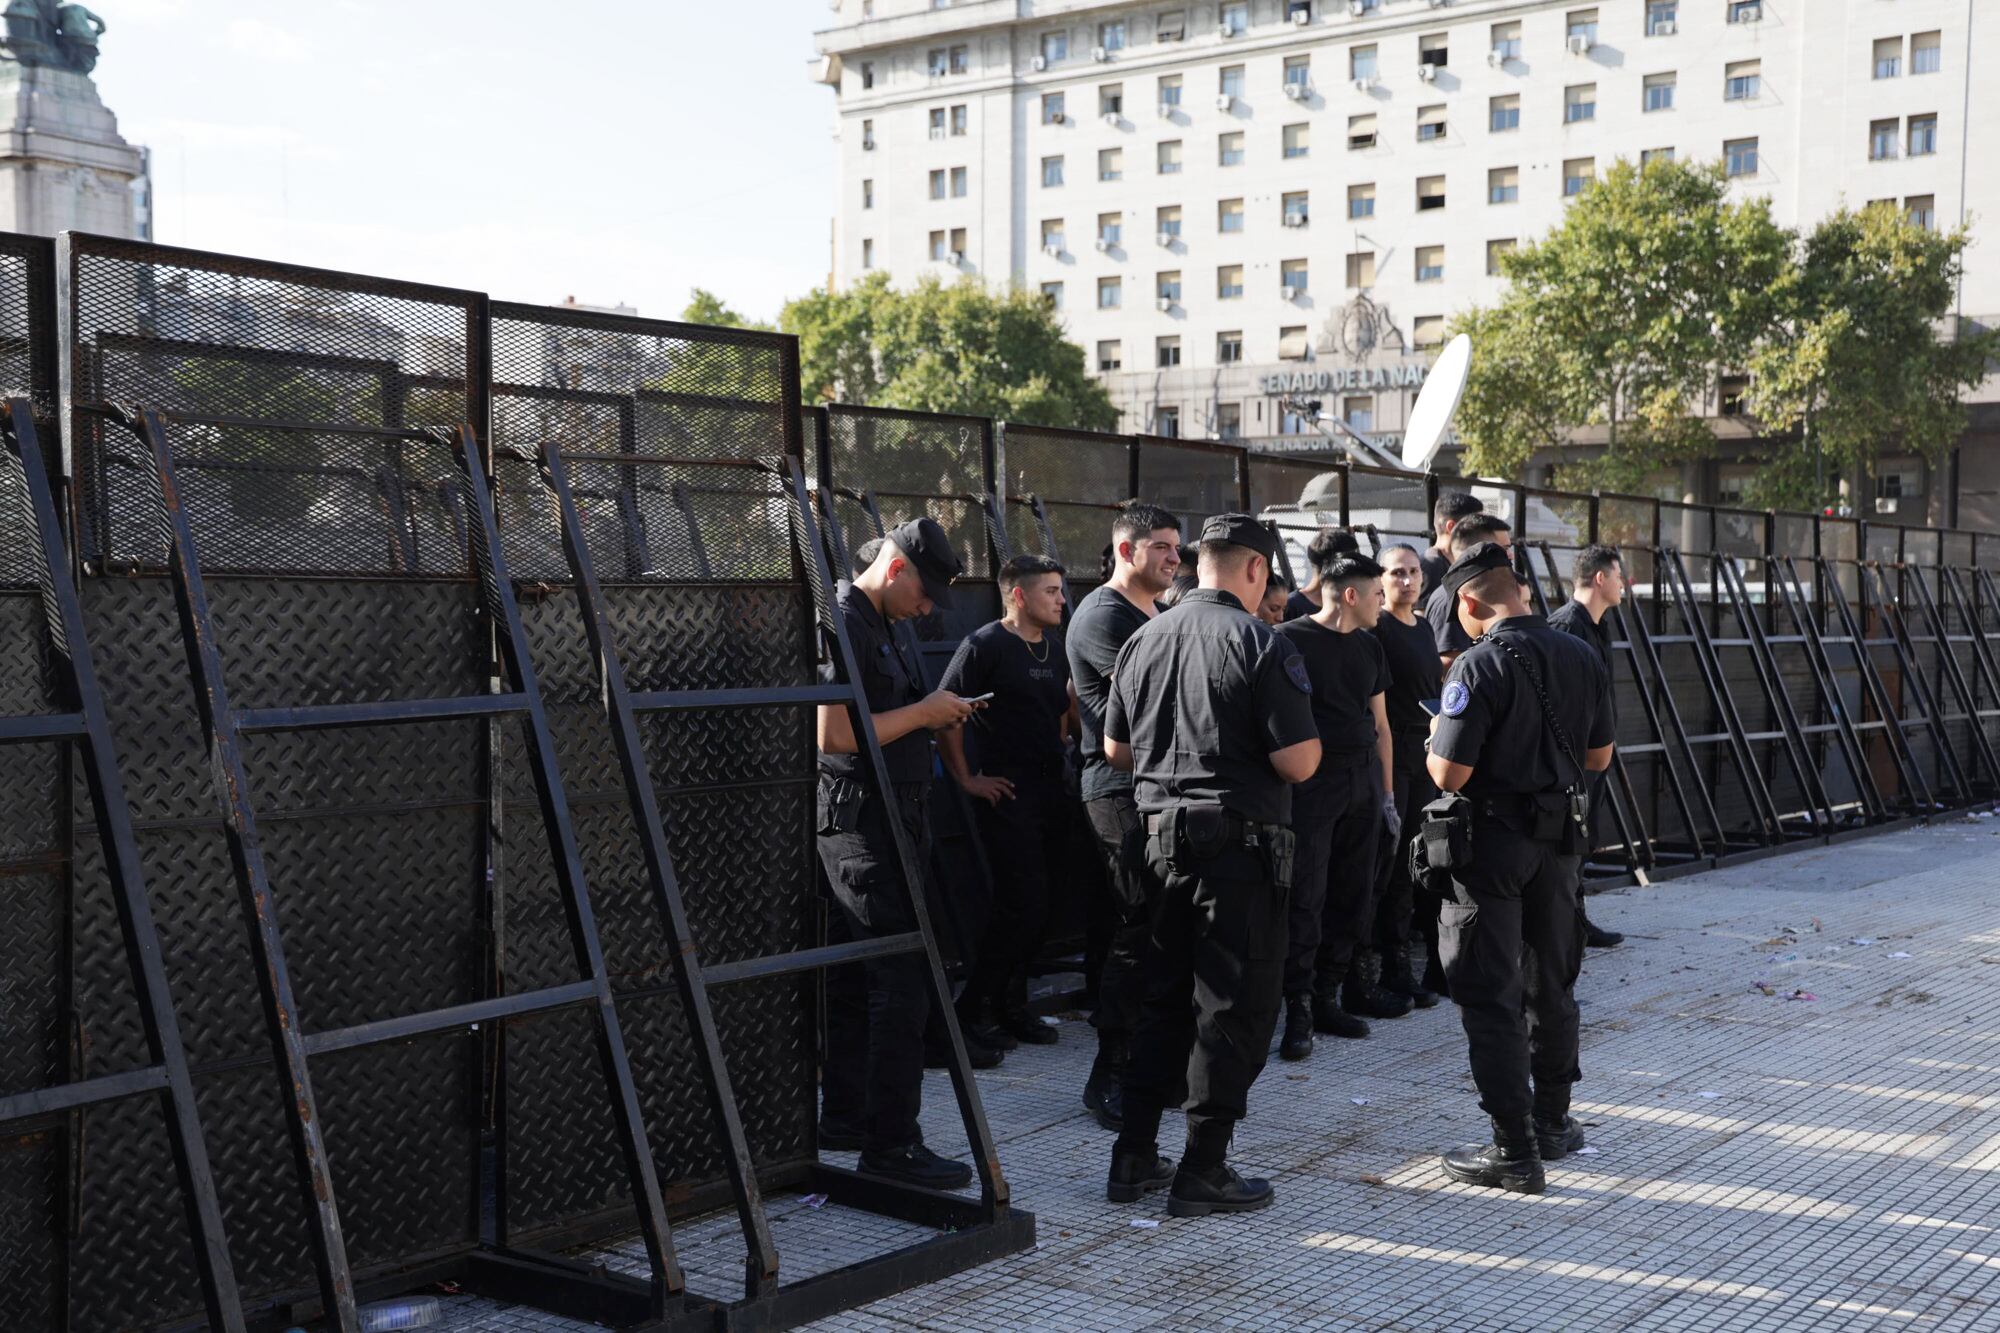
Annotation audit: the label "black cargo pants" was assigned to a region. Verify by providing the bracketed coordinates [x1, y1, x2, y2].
[1372, 733, 1436, 962]
[1085, 792, 1152, 1046]
[1287, 765, 1381, 999]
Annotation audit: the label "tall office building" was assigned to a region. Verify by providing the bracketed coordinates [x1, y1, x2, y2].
[810, 0, 1996, 520]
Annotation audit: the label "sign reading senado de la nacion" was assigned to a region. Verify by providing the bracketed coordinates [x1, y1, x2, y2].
[1257, 364, 1430, 394]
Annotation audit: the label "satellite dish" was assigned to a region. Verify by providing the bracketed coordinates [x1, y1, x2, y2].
[1400, 333, 1472, 471]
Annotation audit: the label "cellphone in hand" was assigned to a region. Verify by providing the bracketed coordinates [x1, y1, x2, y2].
[962, 692, 995, 704]
[1417, 698, 1443, 717]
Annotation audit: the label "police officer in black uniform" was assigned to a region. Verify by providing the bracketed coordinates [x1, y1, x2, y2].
[1425, 542, 1613, 1195]
[816, 517, 981, 1189]
[1419, 491, 1485, 600]
[1101, 515, 1321, 1217]
[1424, 512, 1513, 667]
[1547, 543, 1628, 950]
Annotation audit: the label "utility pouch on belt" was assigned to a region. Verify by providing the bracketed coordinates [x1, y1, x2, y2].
[1175, 803, 1233, 862]
[816, 777, 866, 836]
[1412, 791, 1473, 890]
[1260, 826, 1297, 890]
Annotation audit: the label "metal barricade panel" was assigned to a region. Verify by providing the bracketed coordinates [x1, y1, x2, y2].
[1002, 422, 1133, 595]
[1134, 435, 1240, 537]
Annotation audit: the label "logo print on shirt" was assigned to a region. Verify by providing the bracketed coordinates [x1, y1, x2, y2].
[1441, 679, 1471, 717]
[1285, 655, 1312, 693]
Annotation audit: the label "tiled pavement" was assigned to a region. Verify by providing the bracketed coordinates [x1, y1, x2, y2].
[428, 818, 2000, 1331]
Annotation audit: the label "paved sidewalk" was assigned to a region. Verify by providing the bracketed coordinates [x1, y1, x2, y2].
[433, 819, 2000, 1331]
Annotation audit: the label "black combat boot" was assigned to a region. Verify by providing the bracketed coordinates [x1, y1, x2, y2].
[1381, 943, 1440, 1010]
[1083, 1037, 1126, 1131]
[1313, 971, 1370, 1038]
[1533, 1084, 1587, 1161]
[1168, 1162, 1275, 1217]
[1342, 950, 1414, 1020]
[1441, 1119, 1546, 1194]
[956, 996, 1017, 1054]
[1279, 994, 1315, 1061]
[1583, 912, 1624, 948]
[1105, 1148, 1177, 1203]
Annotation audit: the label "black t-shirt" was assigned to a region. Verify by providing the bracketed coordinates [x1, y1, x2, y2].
[1547, 600, 1619, 729]
[1067, 583, 1155, 801]
[1284, 588, 1319, 621]
[819, 580, 931, 785]
[1105, 588, 1318, 825]
[1425, 582, 1474, 657]
[1418, 545, 1451, 600]
[940, 621, 1071, 778]
[1373, 612, 1443, 735]
[1431, 614, 1613, 800]
[1274, 616, 1389, 774]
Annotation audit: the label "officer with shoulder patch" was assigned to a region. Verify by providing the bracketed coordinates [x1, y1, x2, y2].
[1100, 514, 1321, 1217]
[815, 517, 981, 1189]
[1424, 541, 1613, 1195]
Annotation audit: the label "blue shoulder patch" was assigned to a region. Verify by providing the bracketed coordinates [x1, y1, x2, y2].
[1285, 654, 1313, 693]
[1441, 679, 1471, 717]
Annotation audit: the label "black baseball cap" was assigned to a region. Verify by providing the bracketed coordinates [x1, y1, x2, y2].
[887, 517, 963, 608]
[1442, 540, 1516, 597]
[1198, 512, 1279, 563]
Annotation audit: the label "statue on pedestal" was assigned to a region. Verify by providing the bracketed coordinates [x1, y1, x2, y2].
[3, 0, 107, 74]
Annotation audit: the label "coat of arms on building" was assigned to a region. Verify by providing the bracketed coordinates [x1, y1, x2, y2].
[1316, 292, 1406, 359]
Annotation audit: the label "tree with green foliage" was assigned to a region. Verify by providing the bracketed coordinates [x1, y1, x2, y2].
[779, 272, 1118, 431]
[1745, 205, 1998, 510]
[1450, 157, 1793, 491]
[680, 288, 772, 332]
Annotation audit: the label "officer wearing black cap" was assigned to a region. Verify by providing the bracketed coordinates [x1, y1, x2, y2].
[1425, 541, 1613, 1195]
[816, 516, 982, 1189]
[1100, 514, 1320, 1217]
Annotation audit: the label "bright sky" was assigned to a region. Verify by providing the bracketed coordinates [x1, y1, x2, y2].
[94, 0, 836, 324]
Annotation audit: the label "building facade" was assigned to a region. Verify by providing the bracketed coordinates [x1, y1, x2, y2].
[810, 0, 1997, 520]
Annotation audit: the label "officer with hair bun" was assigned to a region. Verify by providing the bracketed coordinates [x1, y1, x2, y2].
[1424, 541, 1613, 1196]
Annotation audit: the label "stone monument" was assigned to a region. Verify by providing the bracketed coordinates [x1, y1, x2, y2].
[0, 0, 147, 238]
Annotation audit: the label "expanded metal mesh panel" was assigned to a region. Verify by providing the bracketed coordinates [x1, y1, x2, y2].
[1867, 523, 1904, 564]
[1245, 454, 1329, 514]
[1135, 437, 1237, 537]
[1346, 466, 1429, 545]
[1002, 424, 1133, 594]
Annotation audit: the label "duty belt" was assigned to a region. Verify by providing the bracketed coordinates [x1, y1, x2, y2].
[1472, 792, 1554, 824]
[1145, 810, 1284, 844]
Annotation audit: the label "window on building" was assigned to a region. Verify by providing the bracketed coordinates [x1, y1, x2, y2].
[1099, 148, 1123, 181]
[1718, 374, 1749, 416]
[948, 166, 967, 197]
[1346, 250, 1376, 288]
[1869, 119, 1898, 160]
[1041, 30, 1069, 63]
[1157, 335, 1182, 368]
[1725, 136, 1758, 177]
[862, 119, 875, 150]
[1642, 146, 1676, 166]
[1281, 258, 1310, 296]
[1218, 264, 1245, 298]
[1284, 122, 1311, 158]
[1219, 131, 1245, 166]
[1218, 197, 1245, 233]
[1344, 396, 1374, 432]
[1101, 84, 1124, 117]
[1567, 8, 1598, 45]
[862, 238, 874, 268]
[1157, 10, 1187, 42]
[1156, 140, 1182, 175]
[1351, 45, 1378, 81]
[928, 47, 949, 77]
[1098, 339, 1122, 371]
[1100, 18, 1127, 50]
[1489, 166, 1519, 203]
[1216, 401, 1242, 440]
[1419, 32, 1449, 68]
[1042, 155, 1065, 186]
[1217, 330, 1244, 363]
[1486, 238, 1517, 275]
[1415, 246, 1444, 282]
[930, 106, 948, 138]
[1283, 190, 1311, 226]
[1348, 113, 1376, 150]
[1418, 104, 1447, 141]
[1728, 1, 1761, 23]
[1040, 280, 1063, 309]
[1566, 83, 1597, 123]
[1097, 212, 1123, 248]
[949, 226, 966, 255]
[1042, 92, 1066, 124]
[1280, 402, 1312, 435]
[1157, 204, 1183, 238]
[929, 229, 947, 260]
[1279, 325, 1311, 361]
[950, 44, 968, 74]
[1873, 36, 1902, 80]
[951, 104, 968, 134]
[1906, 194, 1936, 231]
[1220, 64, 1246, 99]
[1284, 54, 1311, 88]
[1288, 0, 1312, 21]
[1098, 276, 1122, 309]
[1644, 72, 1676, 112]
[1491, 20, 1522, 60]
[1348, 182, 1375, 218]
[1158, 73, 1183, 109]
[862, 179, 874, 209]
[1724, 59, 1760, 101]
[1913, 31, 1941, 75]
[1909, 113, 1938, 156]
[1417, 175, 1446, 211]
[1490, 94, 1520, 132]
[1646, 1, 1677, 36]
[1220, 1, 1248, 36]
[928, 169, 946, 201]
[860, 61, 875, 90]
[1564, 157, 1595, 196]
[1158, 270, 1182, 301]
[1156, 406, 1181, 438]
[1041, 218, 1065, 250]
